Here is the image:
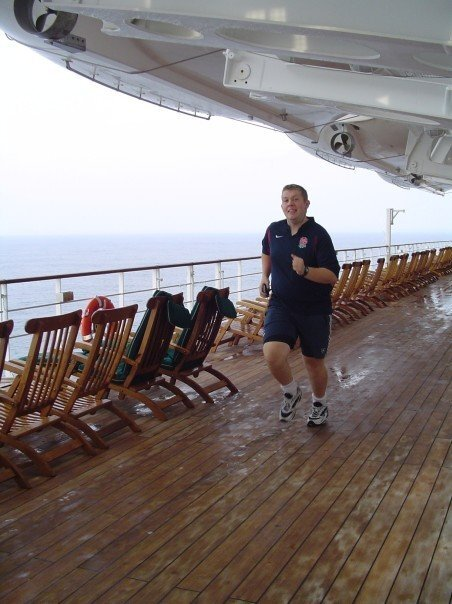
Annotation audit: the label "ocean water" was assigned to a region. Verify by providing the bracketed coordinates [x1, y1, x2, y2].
[1, 233, 261, 279]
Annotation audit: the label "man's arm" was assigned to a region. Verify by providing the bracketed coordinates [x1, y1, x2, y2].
[291, 254, 338, 286]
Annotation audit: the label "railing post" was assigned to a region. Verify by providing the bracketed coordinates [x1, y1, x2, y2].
[55, 278, 63, 315]
[386, 207, 405, 263]
[187, 265, 195, 309]
[237, 260, 243, 301]
[215, 262, 223, 289]
[118, 272, 125, 307]
[152, 268, 162, 292]
[0, 283, 10, 361]
[0, 283, 8, 322]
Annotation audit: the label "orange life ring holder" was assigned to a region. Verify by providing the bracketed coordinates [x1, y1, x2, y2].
[81, 295, 115, 341]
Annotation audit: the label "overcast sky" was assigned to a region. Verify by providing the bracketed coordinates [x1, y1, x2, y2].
[0, 32, 451, 240]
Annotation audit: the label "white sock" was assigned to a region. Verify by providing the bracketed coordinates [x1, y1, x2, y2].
[282, 380, 298, 397]
[312, 393, 327, 405]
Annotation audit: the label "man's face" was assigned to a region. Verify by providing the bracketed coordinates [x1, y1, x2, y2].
[281, 189, 309, 222]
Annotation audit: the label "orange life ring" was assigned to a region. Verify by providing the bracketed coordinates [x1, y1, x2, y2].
[80, 295, 115, 341]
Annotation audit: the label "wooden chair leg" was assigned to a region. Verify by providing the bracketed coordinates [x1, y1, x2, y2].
[204, 366, 239, 396]
[57, 413, 110, 450]
[0, 433, 55, 477]
[54, 420, 99, 457]
[0, 450, 32, 489]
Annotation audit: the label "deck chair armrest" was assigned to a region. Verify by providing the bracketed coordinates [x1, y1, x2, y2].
[169, 342, 189, 354]
[236, 309, 258, 320]
[238, 300, 268, 310]
[120, 355, 138, 368]
[3, 359, 26, 375]
[0, 390, 18, 408]
[74, 340, 93, 352]
[62, 374, 78, 387]
[65, 348, 90, 376]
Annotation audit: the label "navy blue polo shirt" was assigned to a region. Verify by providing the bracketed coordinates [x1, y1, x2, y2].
[262, 217, 340, 315]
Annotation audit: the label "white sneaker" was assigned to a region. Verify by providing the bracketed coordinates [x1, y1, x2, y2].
[307, 401, 328, 426]
[279, 386, 302, 422]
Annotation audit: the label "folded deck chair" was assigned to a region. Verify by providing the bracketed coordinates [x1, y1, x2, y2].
[109, 292, 195, 421]
[332, 263, 353, 326]
[0, 310, 98, 479]
[160, 287, 239, 404]
[230, 298, 267, 345]
[212, 297, 267, 350]
[0, 319, 31, 488]
[52, 304, 140, 448]
[354, 257, 387, 309]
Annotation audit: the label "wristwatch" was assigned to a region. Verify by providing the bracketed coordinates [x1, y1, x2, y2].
[303, 265, 310, 277]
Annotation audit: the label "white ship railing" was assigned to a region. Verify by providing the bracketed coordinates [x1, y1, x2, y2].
[1, 240, 450, 359]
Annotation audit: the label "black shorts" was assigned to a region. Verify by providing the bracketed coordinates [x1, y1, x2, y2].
[263, 304, 332, 359]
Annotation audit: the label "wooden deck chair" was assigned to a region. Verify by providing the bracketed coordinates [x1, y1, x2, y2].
[0, 320, 32, 488]
[109, 293, 195, 421]
[431, 247, 451, 277]
[355, 257, 387, 308]
[212, 297, 266, 350]
[347, 259, 374, 315]
[332, 263, 353, 326]
[52, 304, 140, 447]
[387, 253, 411, 298]
[418, 249, 439, 286]
[374, 254, 401, 300]
[446, 247, 452, 273]
[160, 287, 239, 404]
[334, 262, 364, 323]
[429, 248, 443, 276]
[439, 247, 452, 274]
[397, 251, 422, 294]
[377, 253, 406, 300]
[398, 251, 430, 294]
[437, 246, 452, 274]
[228, 298, 267, 346]
[212, 314, 236, 351]
[392, 251, 430, 297]
[445, 247, 452, 273]
[0, 310, 97, 479]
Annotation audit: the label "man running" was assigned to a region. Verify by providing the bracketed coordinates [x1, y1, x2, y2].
[260, 184, 339, 426]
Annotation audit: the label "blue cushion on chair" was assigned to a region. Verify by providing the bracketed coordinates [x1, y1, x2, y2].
[113, 308, 151, 382]
[216, 295, 237, 318]
[154, 290, 192, 328]
[161, 348, 177, 369]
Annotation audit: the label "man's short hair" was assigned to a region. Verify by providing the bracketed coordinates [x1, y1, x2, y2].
[282, 184, 308, 200]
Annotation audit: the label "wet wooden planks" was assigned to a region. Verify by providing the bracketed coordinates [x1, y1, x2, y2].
[0, 276, 451, 603]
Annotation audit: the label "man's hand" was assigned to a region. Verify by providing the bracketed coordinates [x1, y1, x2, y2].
[260, 279, 270, 298]
[291, 254, 305, 276]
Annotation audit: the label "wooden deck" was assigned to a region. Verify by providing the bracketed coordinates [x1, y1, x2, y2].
[0, 275, 451, 603]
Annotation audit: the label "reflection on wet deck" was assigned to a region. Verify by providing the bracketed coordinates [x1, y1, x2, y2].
[0, 275, 451, 602]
